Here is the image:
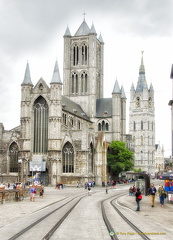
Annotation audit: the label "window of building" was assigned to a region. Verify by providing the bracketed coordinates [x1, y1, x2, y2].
[62, 142, 74, 173]
[81, 72, 87, 94]
[63, 113, 67, 125]
[77, 120, 81, 130]
[98, 120, 109, 131]
[9, 142, 19, 172]
[69, 116, 74, 127]
[73, 45, 79, 65]
[33, 96, 48, 153]
[141, 121, 143, 130]
[82, 44, 88, 65]
[72, 72, 78, 94]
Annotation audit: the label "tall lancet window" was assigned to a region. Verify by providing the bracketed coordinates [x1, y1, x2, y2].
[72, 72, 78, 94]
[88, 143, 94, 173]
[81, 72, 87, 94]
[9, 142, 19, 172]
[82, 44, 88, 65]
[73, 45, 79, 66]
[62, 142, 74, 173]
[34, 96, 48, 153]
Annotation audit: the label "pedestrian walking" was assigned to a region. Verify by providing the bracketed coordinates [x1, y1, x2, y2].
[88, 187, 91, 196]
[148, 183, 157, 207]
[158, 185, 166, 207]
[30, 185, 36, 202]
[135, 188, 142, 211]
[129, 187, 133, 196]
[106, 186, 108, 194]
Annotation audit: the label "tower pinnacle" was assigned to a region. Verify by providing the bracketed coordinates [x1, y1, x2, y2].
[139, 51, 145, 75]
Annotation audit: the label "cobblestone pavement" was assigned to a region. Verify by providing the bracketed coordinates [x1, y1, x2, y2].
[0, 180, 172, 239]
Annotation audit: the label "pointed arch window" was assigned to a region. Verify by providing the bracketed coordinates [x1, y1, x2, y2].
[98, 120, 109, 131]
[9, 142, 19, 172]
[73, 45, 79, 66]
[34, 96, 48, 153]
[141, 121, 143, 130]
[62, 142, 74, 173]
[77, 120, 81, 130]
[82, 44, 88, 65]
[102, 121, 105, 131]
[81, 72, 88, 94]
[72, 72, 78, 94]
[98, 123, 101, 131]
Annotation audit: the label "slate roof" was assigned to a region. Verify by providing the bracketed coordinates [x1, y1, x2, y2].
[61, 96, 91, 121]
[74, 20, 91, 36]
[96, 98, 112, 118]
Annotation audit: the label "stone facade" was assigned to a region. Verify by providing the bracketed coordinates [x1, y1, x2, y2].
[0, 19, 128, 186]
[129, 52, 155, 175]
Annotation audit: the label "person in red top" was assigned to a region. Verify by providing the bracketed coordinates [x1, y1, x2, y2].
[135, 188, 142, 211]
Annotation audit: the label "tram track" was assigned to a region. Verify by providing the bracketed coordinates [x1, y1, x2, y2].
[8, 192, 89, 240]
[101, 192, 151, 240]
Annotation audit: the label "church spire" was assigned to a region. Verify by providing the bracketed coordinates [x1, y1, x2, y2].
[139, 51, 145, 75]
[21, 62, 33, 86]
[136, 51, 148, 92]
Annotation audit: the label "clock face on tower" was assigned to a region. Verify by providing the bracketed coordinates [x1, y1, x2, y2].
[136, 97, 140, 107]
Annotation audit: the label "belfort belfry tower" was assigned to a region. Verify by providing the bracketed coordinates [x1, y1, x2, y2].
[129, 52, 155, 175]
[0, 18, 128, 186]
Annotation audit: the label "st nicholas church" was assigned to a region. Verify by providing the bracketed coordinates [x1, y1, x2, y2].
[0, 18, 157, 186]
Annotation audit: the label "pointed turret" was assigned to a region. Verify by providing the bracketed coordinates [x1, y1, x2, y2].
[90, 22, 97, 35]
[98, 33, 104, 43]
[50, 60, 62, 84]
[112, 79, 121, 94]
[64, 25, 71, 37]
[136, 51, 148, 92]
[149, 83, 154, 91]
[130, 82, 135, 91]
[21, 62, 33, 86]
[121, 86, 126, 99]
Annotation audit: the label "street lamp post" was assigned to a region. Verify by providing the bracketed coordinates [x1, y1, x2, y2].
[169, 64, 173, 168]
[18, 159, 23, 182]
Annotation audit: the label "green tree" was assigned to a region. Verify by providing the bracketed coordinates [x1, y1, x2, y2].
[107, 141, 134, 179]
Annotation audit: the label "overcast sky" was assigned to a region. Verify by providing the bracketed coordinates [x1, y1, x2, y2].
[0, 0, 173, 157]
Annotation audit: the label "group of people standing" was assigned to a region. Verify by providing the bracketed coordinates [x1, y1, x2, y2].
[134, 183, 167, 211]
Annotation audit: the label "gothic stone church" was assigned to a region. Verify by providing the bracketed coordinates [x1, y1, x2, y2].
[0, 19, 129, 186]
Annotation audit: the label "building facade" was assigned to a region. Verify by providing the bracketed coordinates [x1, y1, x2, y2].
[0, 19, 127, 186]
[129, 52, 155, 175]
